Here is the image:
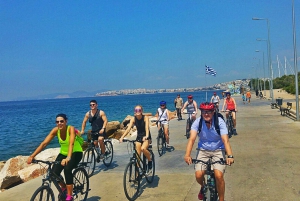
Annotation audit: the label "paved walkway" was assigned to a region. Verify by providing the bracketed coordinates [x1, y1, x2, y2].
[1, 93, 300, 200]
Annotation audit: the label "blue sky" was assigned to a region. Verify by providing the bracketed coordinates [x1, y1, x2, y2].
[1, 1, 299, 101]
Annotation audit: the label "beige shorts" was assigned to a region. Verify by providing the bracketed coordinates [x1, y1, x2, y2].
[194, 149, 226, 173]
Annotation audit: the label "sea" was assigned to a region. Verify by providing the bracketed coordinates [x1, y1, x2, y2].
[0, 90, 223, 161]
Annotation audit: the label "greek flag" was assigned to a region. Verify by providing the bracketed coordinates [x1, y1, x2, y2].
[205, 65, 217, 76]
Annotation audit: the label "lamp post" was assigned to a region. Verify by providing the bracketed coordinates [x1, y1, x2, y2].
[255, 50, 266, 96]
[252, 17, 274, 103]
[292, 0, 299, 120]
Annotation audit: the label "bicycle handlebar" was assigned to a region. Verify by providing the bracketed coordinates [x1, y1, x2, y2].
[32, 159, 60, 165]
[191, 158, 226, 165]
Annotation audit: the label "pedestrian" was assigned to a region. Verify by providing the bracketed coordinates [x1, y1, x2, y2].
[246, 90, 251, 104]
[174, 94, 183, 120]
[242, 93, 246, 104]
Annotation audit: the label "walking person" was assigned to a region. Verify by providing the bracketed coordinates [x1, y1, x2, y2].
[174, 94, 183, 120]
[184, 102, 234, 201]
[246, 90, 251, 104]
[27, 114, 83, 201]
[119, 105, 152, 170]
[156, 101, 171, 147]
[81, 100, 108, 162]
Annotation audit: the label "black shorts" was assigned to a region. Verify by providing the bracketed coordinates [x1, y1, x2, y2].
[91, 131, 106, 141]
[136, 134, 152, 143]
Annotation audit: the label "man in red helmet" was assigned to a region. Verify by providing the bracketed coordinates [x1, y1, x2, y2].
[184, 102, 234, 201]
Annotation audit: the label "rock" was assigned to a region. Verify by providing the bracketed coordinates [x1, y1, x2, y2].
[120, 115, 132, 129]
[0, 156, 29, 189]
[106, 121, 120, 137]
[110, 129, 125, 140]
[0, 161, 5, 172]
[0, 148, 59, 190]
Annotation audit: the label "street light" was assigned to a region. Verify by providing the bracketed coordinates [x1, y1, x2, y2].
[292, 0, 299, 120]
[255, 50, 266, 96]
[252, 17, 274, 103]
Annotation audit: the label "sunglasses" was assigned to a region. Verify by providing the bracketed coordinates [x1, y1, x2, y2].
[90, 104, 96, 106]
[160, 105, 165, 107]
[201, 110, 213, 114]
[55, 120, 65, 124]
[134, 108, 142, 113]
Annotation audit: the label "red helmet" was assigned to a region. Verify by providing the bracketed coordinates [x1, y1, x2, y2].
[199, 102, 215, 110]
[188, 95, 193, 99]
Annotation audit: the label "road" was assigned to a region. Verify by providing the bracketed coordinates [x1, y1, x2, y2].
[1, 94, 300, 200]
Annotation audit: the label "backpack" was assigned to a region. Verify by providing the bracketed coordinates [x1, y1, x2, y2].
[198, 112, 225, 135]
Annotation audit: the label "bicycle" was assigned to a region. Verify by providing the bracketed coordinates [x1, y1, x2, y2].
[152, 119, 168, 157]
[184, 112, 195, 139]
[122, 139, 155, 201]
[30, 159, 89, 201]
[82, 134, 114, 177]
[223, 110, 234, 138]
[192, 157, 226, 201]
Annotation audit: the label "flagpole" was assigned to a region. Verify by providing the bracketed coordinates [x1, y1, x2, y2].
[205, 65, 207, 102]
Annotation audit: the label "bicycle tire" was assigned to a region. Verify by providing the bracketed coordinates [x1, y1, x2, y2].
[123, 161, 140, 201]
[186, 119, 190, 139]
[30, 185, 55, 201]
[103, 140, 114, 167]
[82, 147, 96, 177]
[73, 167, 89, 201]
[228, 117, 234, 138]
[145, 151, 155, 183]
[157, 129, 164, 156]
[226, 119, 232, 138]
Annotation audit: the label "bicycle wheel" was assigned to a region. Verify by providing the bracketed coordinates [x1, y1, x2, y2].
[157, 129, 164, 156]
[73, 168, 89, 201]
[123, 161, 140, 201]
[226, 119, 233, 138]
[103, 140, 114, 167]
[82, 147, 96, 177]
[185, 119, 190, 139]
[30, 185, 55, 201]
[145, 151, 155, 183]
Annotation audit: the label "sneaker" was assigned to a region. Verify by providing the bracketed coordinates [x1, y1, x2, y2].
[233, 128, 238, 135]
[166, 144, 171, 148]
[96, 155, 101, 163]
[198, 187, 204, 200]
[66, 195, 73, 201]
[100, 153, 105, 159]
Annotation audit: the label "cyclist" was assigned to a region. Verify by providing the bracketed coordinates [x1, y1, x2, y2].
[27, 114, 83, 201]
[221, 92, 238, 135]
[184, 103, 234, 201]
[174, 94, 183, 120]
[156, 101, 170, 147]
[181, 94, 198, 120]
[81, 100, 108, 162]
[119, 105, 152, 170]
[210, 92, 220, 110]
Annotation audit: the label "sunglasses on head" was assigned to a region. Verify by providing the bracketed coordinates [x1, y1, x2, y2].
[55, 120, 65, 124]
[134, 108, 142, 113]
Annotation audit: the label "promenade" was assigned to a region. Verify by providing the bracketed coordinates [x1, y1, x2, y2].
[1, 93, 300, 200]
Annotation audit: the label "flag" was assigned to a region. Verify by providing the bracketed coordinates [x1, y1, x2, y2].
[205, 65, 217, 76]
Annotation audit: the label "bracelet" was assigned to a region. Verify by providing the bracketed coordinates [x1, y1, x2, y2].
[66, 157, 71, 160]
[227, 155, 234, 158]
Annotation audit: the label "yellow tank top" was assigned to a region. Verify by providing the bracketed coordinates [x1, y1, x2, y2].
[57, 125, 83, 156]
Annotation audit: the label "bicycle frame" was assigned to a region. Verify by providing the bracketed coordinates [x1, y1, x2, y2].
[192, 157, 225, 201]
[124, 139, 149, 176]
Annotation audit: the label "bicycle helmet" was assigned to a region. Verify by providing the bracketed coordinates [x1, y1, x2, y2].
[225, 92, 231, 96]
[187, 95, 193, 99]
[160, 101, 166, 106]
[199, 102, 215, 110]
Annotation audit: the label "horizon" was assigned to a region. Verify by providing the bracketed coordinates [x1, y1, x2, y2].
[1, 1, 299, 101]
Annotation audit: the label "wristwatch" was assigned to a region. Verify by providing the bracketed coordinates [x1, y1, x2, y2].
[227, 155, 234, 158]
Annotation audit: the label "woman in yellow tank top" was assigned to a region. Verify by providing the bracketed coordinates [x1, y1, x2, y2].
[27, 113, 83, 201]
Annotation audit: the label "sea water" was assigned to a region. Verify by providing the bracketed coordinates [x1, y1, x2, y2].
[0, 90, 222, 161]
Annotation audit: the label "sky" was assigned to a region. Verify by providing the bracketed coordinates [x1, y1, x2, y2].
[1, 0, 300, 101]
